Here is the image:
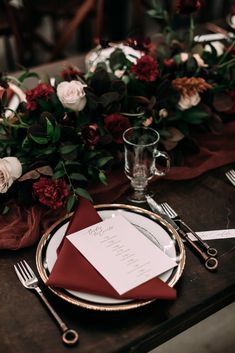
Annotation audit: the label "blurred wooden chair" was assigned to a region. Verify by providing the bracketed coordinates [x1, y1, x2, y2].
[2, 0, 104, 68]
[0, 1, 25, 70]
[46, 0, 105, 61]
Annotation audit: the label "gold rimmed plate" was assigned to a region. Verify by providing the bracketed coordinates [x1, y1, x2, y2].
[36, 204, 185, 311]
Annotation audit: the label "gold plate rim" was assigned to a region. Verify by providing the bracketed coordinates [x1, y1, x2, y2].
[36, 203, 186, 312]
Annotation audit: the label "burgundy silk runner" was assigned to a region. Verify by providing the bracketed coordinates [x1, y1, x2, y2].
[0, 121, 235, 250]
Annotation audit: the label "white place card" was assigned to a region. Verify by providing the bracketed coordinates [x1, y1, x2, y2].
[67, 215, 177, 295]
[188, 228, 235, 241]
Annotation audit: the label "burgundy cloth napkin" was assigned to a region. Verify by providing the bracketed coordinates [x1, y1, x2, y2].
[47, 197, 177, 300]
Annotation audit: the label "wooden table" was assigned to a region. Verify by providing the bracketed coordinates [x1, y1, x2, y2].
[0, 162, 235, 353]
[1, 57, 235, 353]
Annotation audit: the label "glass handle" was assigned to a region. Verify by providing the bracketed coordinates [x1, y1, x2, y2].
[154, 150, 170, 176]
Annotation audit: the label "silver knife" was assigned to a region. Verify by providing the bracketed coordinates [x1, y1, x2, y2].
[146, 195, 218, 271]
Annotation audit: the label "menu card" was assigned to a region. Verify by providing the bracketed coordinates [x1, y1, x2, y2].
[67, 215, 177, 295]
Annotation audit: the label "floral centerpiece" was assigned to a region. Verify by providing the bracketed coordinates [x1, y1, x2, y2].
[0, 0, 234, 214]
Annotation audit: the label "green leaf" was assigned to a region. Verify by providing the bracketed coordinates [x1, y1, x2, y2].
[60, 144, 78, 154]
[2, 205, 9, 215]
[39, 146, 57, 155]
[70, 173, 87, 181]
[46, 117, 54, 137]
[86, 150, 101, 160]
[75, 187, 93, 202]
[38, 98, 52, 111]
[98, 170, 107, 185]
[18, 71, 39, 83]
[53, 169, 66, 179]
[109, 48, 127, 72]
[182, 108, 209, 124]
[1, 90, 8, 107]
[29, 135, 49, 144]
[54, 160, 63, 171]
[64, 161, 81, 166]
[147, 9, 164, 19]
[66, 194, 77, 212]
[96, 156, 113, 168]
[52, 125, 61, 143]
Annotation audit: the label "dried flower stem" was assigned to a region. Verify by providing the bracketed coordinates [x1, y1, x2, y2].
[189, 15, 195, 49]
[217, 57, 235, 69]
[218, 40, 235, 65]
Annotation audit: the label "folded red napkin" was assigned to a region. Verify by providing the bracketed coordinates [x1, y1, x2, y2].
[47, 197, 177, 300]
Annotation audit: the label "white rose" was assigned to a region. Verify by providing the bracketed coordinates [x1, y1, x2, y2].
[179, 52, 208, 67]
[114, 69, 125, 78]
[180, 52, 189, 62]
[204, 41, 224, 57]
[192, 54, 208, 67]
[57, 80, 87, 111]
[178, 92, 201, 110]
[0, 157, 22, 193]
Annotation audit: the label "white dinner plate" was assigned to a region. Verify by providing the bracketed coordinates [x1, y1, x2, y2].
[226, 13, 235, 30]
[36, 204, 185, 311]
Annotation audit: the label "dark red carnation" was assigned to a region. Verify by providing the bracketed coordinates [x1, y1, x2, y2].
[26, 83, 54, 111]
[81, 123, 100, 146]
[176, 0, 202, 15]
[61, 67, 84, 80]
[104, 114, 131, 144]
[130, 55, 159, 82]
[33, 177, 69, 209]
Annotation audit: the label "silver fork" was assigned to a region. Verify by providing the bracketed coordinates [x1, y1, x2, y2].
[14, 260, 79, 346]
[225, 169, 235, 187]
[160, 203, 218, 257]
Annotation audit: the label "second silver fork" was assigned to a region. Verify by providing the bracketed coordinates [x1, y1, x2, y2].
[160, 202, 218, 257]
[225, 169, 235, 187]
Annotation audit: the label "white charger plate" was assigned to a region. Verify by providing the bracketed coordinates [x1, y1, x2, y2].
[36, 204, 185, 311]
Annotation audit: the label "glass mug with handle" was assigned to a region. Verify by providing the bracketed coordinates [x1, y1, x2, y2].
[123, 127, 170, 203]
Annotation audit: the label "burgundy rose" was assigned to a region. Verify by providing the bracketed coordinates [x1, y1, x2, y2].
[130, 55, 159, 82]
[104, 114, 131, 144]
[33, 177, 69, 209]
[81, 123, 100, 146]
[26, 83, 54, 111]
[163, 58, 176, 68]
[176, 0, 202, 15]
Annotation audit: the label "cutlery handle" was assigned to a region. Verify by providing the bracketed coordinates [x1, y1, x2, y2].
[177, 229, 218, 271]
[35, 287, 79, 345]
[178, 220, 218, 257]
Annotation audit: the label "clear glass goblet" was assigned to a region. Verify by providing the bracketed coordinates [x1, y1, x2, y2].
[123, 127, 170, 203]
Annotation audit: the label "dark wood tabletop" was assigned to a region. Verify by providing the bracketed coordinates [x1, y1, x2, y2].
[1, 56, 235, 353]
[0, 161, 235, 353]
